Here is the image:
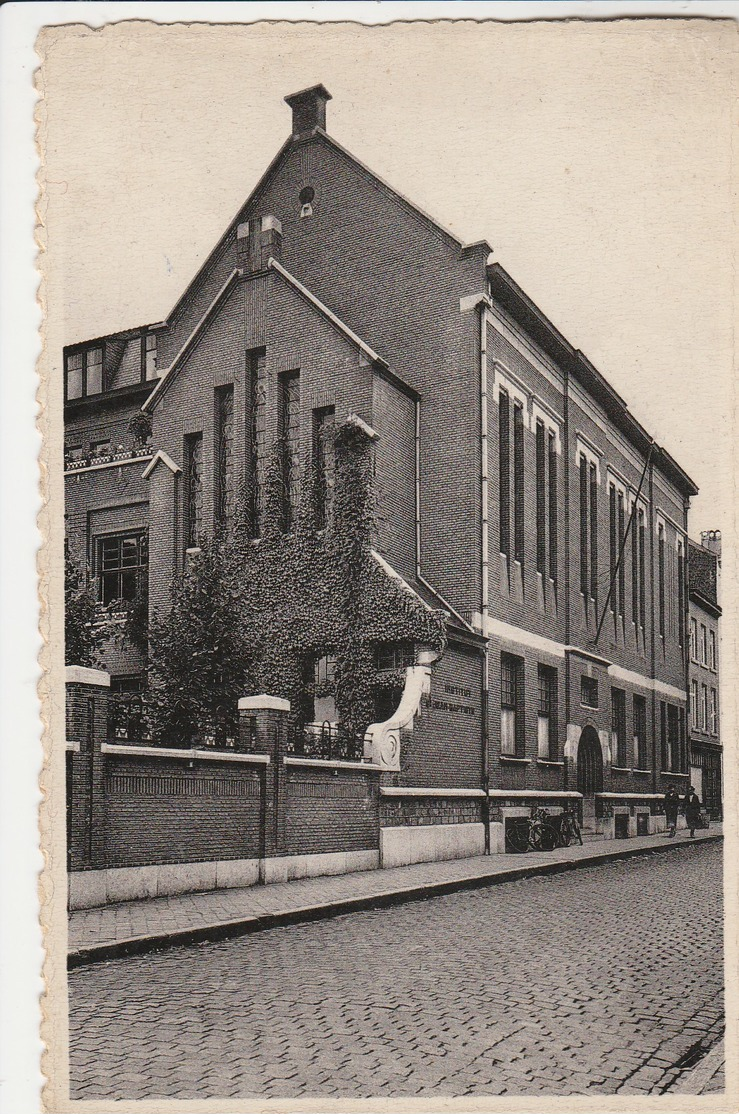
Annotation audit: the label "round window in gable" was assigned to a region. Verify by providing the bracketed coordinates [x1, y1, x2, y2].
[299, 186, 315, 218]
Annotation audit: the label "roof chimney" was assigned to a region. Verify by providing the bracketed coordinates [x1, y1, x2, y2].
[701, 529, 722, 563]
[285, 84, 332, 138]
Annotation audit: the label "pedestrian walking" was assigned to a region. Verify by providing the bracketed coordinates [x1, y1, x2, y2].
[664, 785, 680, 838]
[683, 786, 702, 839]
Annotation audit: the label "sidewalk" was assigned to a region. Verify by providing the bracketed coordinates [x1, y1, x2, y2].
[68, 826, 721, 967]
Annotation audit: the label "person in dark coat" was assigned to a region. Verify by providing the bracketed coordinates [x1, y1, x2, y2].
[683, 786, 702, 838]
[664, 785, 680, 838]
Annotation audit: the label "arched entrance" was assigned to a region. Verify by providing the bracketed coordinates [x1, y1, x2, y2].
[577, 725, 603, 829]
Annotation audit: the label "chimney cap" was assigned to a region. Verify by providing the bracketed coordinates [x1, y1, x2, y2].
[284, 83, 332, 109]
[284, 84, 332, 136]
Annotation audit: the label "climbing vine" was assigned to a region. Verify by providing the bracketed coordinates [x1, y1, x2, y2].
[146, 419, 446, 744]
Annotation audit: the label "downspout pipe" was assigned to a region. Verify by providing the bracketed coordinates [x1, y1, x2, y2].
[478, 302, 491, 853]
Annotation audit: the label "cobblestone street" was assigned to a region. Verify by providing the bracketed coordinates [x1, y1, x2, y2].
[68, 842, 723, 1100]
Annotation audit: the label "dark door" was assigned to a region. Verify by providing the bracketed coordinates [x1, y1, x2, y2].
[577, 726, 604, 798]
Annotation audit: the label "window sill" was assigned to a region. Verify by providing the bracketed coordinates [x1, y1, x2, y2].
[537, 758, 564, 766]
[611, 766, 631, 774]
[580, 704, 599, 712]
[659, 771, 689, 778]
[499, 756, 531, 764]
[633, 768, 652, 775]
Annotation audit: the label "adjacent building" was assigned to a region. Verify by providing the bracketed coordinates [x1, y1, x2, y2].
[64, 85, 706, 884]
[688, 532, 722, 817]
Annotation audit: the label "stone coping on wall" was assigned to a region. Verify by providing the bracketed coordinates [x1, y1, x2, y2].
[65, 665, 110, 687]
[238, 694, 291, 712]
[100, 743, 270, 764]
[380, 787, 486, 798]
[283, 757, 382, 772]
[488, 789, 583, 799]
[596, 791, 671, 800]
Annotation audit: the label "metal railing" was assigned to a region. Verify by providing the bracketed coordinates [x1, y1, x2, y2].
[286, 722, 368, 763]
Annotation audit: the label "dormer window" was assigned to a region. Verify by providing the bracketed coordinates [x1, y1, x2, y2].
[143, 334, 158, 380]
[65, 346, 103, 401]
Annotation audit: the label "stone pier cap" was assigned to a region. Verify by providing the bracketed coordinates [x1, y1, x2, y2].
[238, 695, 291, 713]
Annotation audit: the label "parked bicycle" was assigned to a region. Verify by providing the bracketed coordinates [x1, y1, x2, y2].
[505, 806, 582, 853]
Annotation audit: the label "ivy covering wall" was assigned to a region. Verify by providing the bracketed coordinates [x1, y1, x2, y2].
[146, 420, 447, 744]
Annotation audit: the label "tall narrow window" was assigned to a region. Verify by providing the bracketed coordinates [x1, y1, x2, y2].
[611, 688, 627, 767]
[215, 385, 235, 530]
[86, 347, 103, 395]
[660, 701, 668, 771]
[617, 491, 625, 617]
[579, 454, 588, 595]
[185, 433, 203, 549]
[65, 352, 83, 400]
[535, 420, 546, 575]
[513, 403, 525, 565]
[589, 462, 598, 600]
[700, 624, 707, 666]
[701, 684, 708, 732]
[498, 390, 510, 557]
[690, 617, 698, 661]
[501, 653, 523, 756]
[609, 484, 617, 615]
[548, 431, 558, 584]
[279, 370, 301, 531]
[633, 695, 647, 769]
[710, 688, 718, 736]
[668, 705, 679, 771]
[248, 350, 266, 537]
[677, 541, 684, 647]
[314, 406, 335, 529]
[638, 510, 646, 629]
[709, 630, 717, 670]
[537, 665, 558, 760]
[143, 334, 158, 380]
[679, 707, 686, 772]
[658, 523, 666, 637]
[631, 511, 638, 626]
[691, 679, 699, 730]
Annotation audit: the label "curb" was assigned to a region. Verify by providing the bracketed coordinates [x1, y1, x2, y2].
[68, 832, 722, 969]
[669, 1036, 725, 1094]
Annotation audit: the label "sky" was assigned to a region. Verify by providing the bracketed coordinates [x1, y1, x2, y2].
[39, 17, 735, 538]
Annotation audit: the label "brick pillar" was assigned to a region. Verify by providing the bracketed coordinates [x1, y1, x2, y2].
[238, 694, 291, 882]
[65, 665, 110, 871]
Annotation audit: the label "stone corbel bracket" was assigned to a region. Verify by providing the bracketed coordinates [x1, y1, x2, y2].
[364, 651, 437, 771]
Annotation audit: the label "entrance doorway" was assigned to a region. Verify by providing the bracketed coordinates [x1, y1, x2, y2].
[577, 725, 603, 828]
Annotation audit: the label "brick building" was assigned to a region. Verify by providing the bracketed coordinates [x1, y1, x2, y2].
[64, 85, 704, 891]
[688, 532, 722, 817]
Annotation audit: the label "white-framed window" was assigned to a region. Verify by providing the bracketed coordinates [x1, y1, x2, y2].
[96, 530, 148, 607]
[143, 334, 158, 380]
[690, 617, 698, 662]
[501, 653, 523, 756]
[581, 675, 599, 710]
[700, 624, 708, 666]
[709, 630, 717, 671]
[691, 679, 699, 730]
[710, 688, 718, 736]
[65, 345, 103, 400]
[537, 664, 557, 759]
[701, 683, 709, 732]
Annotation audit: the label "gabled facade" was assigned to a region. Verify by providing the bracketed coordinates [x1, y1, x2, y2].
[64, 84, 703, 872]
